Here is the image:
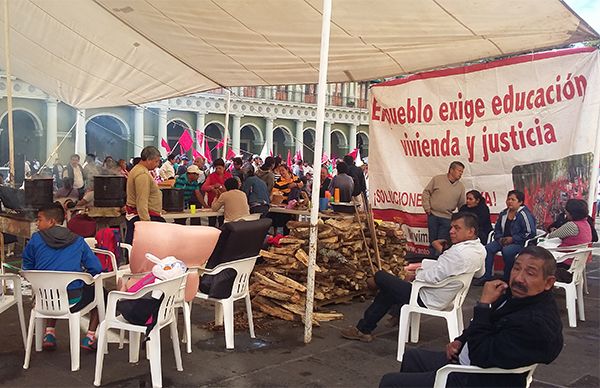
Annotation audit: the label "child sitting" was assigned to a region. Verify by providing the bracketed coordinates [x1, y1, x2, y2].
[22, 202, 103, 351]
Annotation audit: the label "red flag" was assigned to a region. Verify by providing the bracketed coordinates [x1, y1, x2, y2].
[192, 147, 201, 159]
[348, 148, 358, 160]
[178, 130, 194, 152]
[160, 138, 171, 154]
[295, 149, 302, 162]
[215, 139, 224, 150]
[204, 141, 213, 164]
[286, 150, 292, 167]
[226, 148, 236, 160]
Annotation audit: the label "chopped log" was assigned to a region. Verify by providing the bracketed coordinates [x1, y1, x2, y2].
[295, 248, 322, 272]
[253, 272, 297, 295]
[258, 288, 298, 302]
[271, 244, 302, 255]
[319, 236, 339, 244]
[271, 272, 307, 292]
[259, 249, 289, 262]
[253, 296, 296, 321]
[279, 237, 306, 245]
[312, 312, 344, 321]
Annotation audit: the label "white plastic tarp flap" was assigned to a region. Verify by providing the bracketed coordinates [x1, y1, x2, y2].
[0, 0, 597, 109]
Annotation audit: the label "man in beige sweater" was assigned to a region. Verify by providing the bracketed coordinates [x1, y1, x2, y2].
[211, 177, 250, 223]
[125, 146, 165, 243]
[422, 161, 465, 256]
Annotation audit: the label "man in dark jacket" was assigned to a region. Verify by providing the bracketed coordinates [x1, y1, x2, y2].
[381, 246, 563, 387]
[343, 154, 366, 197]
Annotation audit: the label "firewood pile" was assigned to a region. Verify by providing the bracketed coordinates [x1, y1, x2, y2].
[251, 217, 407, 324]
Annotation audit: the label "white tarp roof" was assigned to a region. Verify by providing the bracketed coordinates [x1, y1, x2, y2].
[1, 0, 597, 109]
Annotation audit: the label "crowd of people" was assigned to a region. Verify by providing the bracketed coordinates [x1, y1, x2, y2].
[9, 151, 597, 387]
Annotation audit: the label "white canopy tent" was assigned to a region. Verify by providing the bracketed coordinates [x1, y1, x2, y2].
[1, 0, 597, 343]
[1, 0, 596, 109]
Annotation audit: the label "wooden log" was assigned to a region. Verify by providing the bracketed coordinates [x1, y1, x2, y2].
[271, 244, 301, 255]
[312, 312, 344, 321]
[253, 296, 296, 321]
[253, 272, 297, 295]
[258, 287, 297, 302]
[259, 249, 289, 262]
[271, 272, 307, 292]
[295, 248, 322, 272]
[279, 237, 306, 245]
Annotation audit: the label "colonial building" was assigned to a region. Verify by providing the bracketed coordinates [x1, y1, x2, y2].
[0, 77, 370, 167]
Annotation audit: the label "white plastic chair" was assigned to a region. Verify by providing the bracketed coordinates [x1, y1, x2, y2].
[525, 229, 547, 246]
[433, 364, 537, 388]
[194, 256, 258, 349]
[0, 273, 27, 349]
[397, 265, 476, 362]
[21, 270, 105, 372]
[94, 273, 188, 388]
[552, 247, 594, 327]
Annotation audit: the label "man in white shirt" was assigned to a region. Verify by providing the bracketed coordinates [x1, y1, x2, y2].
[341, 212, 485, 342]
[159, 153, 176, 181]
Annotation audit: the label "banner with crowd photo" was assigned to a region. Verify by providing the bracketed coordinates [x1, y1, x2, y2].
[368, 47, 600, 255]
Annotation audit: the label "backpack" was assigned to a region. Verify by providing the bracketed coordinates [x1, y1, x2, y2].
[95, 228, 121, 272]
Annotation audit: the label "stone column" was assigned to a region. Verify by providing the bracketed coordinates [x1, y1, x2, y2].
[74, 109, 86, 157]
[133, 106, 144, 157]
[232, 114, 242, 154]
[196, 111, 205, 150]
[265, 117, 274, 155]
[157, 107, 168, 152]
[295, 119, 304, 157]
[323, 121, 331, 158]
[45, 99, 58, 160]
[349, 123, 357, 151]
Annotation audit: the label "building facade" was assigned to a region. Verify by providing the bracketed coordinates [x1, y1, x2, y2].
[0, 78, 370, 167]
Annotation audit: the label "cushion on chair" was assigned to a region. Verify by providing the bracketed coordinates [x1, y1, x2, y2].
[200, 218, 272, 298]
[129, 221, 221, 301]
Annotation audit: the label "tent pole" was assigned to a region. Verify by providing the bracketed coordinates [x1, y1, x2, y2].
[304, 0, 331, 344]
[222, 89, 231, 159]
[3, 0, 14, 186]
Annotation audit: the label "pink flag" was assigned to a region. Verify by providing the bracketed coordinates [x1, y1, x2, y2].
[192, 147, 201, 159]
[321, 152, 329, 164]
[286, 150, 292, 167]
[178, 130, 194, 152]
[215, 139, 225, 150]
[160, 138, 171, 154]
[204, 141, 213, 164]
[226, 148, 236, 160]
[295, 149, 302, 162]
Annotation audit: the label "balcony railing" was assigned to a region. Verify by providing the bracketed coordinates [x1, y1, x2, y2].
[202, 86, 368, 110]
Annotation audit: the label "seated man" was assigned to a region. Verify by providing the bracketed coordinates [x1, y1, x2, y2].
[341, 212, 485, 342]
[22, 203, 103, 351]
[380, 246, 563, 388]
[174, 164, 207, 225]
[211, 177, 250, 223]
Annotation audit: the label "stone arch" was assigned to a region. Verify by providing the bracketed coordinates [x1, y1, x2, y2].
[204, 121, 227, 162]
[0, 108, 44, 165]
[330, 129, 349, 159]
[273, 125, 294, 157]
[357, 131, 369, 158]
[85, 113, 130, 161]
[240, 123, 263, 157]
[302, 127, 315, 163]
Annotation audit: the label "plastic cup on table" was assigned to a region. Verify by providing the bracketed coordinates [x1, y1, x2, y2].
[190, 204, 196, 214]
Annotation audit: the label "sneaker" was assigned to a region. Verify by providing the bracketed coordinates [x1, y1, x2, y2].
[81, 336, 96, 351]
[340, 326, 373, 343]
[42, 333, 56, 351]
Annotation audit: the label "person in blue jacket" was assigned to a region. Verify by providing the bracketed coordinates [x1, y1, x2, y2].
[22, 203, 103, 351]
[477, 190, 536, 284]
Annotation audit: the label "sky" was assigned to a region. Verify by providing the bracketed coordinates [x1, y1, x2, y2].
[565, 0, 600, 34]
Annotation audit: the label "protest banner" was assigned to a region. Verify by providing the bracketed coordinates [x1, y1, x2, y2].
[369, 47, 600, 254]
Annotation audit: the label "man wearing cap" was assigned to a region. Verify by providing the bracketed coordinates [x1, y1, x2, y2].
[176, 156, 191, 176]
[174, 165, 207, 225]
[193, 156, 208, 185]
